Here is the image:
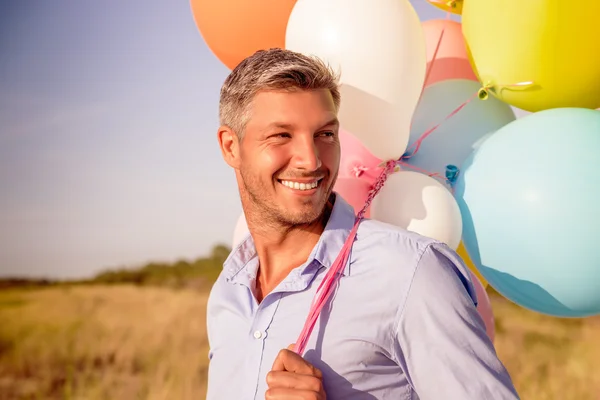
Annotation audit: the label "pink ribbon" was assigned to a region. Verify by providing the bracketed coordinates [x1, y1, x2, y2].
[293, 161, 396, 355]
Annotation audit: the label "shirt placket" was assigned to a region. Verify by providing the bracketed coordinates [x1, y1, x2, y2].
[231, 259, 324, 399]
[249, 291, 283, 399]
[251, 260, 325, 399]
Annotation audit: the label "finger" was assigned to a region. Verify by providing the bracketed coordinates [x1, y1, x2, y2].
[271, 349, 323, 378]
[265, 387, 325, 400]
[270, 343, 297, 371]
[266, 370, 324, 392]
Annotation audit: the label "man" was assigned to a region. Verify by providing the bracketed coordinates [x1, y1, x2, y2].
[207, 48, 520, 399]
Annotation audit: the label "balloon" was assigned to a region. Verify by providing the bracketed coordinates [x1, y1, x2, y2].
[427, 0, 463, 15]
[339, 129, 383, 184]
[334, 178, 372, 218]
[455, 108, 600, 317]
[462, 0, 600, 112]
[422, 20, 477, 87]
[232, 212, 250, 248]
[468, 271, 495, 342]
[371, 171, 462, 250]
[286, 0, 426, 160]
[190, 0, 296, 70]
[405, 79, 515, 175]
[511, 107, 531, 119]
[457, 241, 488, 288]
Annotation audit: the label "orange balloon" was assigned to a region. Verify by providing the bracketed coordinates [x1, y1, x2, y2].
[190, 0, 297, 70]
[422, 19, 477, 88]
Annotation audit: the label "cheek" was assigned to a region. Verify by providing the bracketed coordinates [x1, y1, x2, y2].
[319, 142, 341, 172]
[254, 148, 289, 177]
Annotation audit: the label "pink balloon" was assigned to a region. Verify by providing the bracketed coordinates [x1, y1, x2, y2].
[334, 177, 372, 218]
[468, 270, 495, 342]
[422, 19, 478, 88]
[339, 129, 383, 185]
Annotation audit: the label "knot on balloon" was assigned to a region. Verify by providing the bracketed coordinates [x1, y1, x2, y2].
[352, 165, 369, 178]
[478, 81, 495, 100]
[478, 81, 534, 101]
[478, 87, 490, 100]
[377, 159, 400, 171]
[445, 164, 460, 185]
[446, 0, 457, 8]
[388, 160, 401, 173]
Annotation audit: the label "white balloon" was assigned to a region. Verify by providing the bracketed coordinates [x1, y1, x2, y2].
[371, 171, 462, 249]
[285, 0, 426, 161]
[232, 212, 250, 248]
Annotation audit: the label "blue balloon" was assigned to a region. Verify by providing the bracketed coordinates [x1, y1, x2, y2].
[455, 108, 600, 318]
[405, 79, 516, 176]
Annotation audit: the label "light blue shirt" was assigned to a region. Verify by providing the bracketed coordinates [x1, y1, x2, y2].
[206, 194, 520, 399]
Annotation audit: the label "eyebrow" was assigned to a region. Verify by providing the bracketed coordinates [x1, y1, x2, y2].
[264, 117, 339, 132]
[320, 117, 340, 129]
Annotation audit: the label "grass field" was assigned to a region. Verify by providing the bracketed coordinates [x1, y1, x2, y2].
[0, 284, 599, 399]
[0, 285, 210, 400]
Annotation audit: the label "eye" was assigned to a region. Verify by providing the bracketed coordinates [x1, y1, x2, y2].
[317, 131, 336, 138]
[271, 132, 291, 139]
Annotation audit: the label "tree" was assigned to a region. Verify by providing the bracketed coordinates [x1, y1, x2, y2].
[210, 244, 231, 265]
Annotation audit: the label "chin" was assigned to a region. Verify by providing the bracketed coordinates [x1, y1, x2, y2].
[281, 203, 327, 226]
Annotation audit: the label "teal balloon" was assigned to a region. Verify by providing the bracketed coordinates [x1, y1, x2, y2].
[405, 79, 516, 175]
[454, 108, 600, 318]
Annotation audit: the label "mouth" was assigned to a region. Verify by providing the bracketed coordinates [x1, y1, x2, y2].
[277, 178, 324, 192]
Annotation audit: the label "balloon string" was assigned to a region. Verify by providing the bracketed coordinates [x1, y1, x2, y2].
[293, 161, 396, 355]
[293, 81, 535, 356]
[480, 81, 535, 96]
[295, 54, 476, 355]
[403, 89, 480, 160]
[396, 160, 445, 182]
[399, 78, 534, 187]
[410, 9, 457, 158]
[405, 79, 533, 160]
[294, 4, 534, 353]
[421, 11, 451, 93]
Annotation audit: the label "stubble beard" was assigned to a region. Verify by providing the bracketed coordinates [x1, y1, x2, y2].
[239, 168, 334, 229]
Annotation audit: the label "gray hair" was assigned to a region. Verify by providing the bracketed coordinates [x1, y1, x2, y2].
[219, 48, 341, 137]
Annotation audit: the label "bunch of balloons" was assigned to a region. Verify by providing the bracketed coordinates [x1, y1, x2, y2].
[192, 0, 600, 329]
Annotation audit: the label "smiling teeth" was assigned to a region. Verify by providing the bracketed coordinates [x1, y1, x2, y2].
[280, 180, 319, 190]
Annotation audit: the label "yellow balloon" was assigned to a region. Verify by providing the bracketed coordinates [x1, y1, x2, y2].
[427, 0, 463, 15]
[456, 241, 488, 288]
[462, 0, 600, 112]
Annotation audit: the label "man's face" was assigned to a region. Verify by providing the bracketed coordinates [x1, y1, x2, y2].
[237, 89, 340, 226]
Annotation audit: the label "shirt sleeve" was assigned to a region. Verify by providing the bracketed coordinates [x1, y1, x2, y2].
[392, 242, 521, 399]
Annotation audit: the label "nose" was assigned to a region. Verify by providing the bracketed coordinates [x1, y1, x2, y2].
[292, 135, 322, 171]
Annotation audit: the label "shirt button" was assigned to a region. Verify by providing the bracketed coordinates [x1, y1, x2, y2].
[253, 330, 263, 339]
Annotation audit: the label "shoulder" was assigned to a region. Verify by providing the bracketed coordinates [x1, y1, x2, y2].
[348, 218, 440, 294]
[354, 218, 437, 263]
[351, 218, 473, 298]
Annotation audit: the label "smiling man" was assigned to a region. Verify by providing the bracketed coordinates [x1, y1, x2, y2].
[206, 48, 520, 400]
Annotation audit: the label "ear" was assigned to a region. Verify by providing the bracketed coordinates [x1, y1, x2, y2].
[218, 126, 241, 169]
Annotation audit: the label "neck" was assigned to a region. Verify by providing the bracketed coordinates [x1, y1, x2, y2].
[245, 200, 333, 300]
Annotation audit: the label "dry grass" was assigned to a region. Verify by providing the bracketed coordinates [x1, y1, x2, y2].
[0, 285, 599, 399]
[0, 285, 209, 400]
[489, 292, 600, 400]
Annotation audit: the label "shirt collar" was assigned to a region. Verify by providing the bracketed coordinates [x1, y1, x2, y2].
[222, 192, 357, 281]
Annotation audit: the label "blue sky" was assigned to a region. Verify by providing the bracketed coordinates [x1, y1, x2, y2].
[0, 1, 488, 279]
